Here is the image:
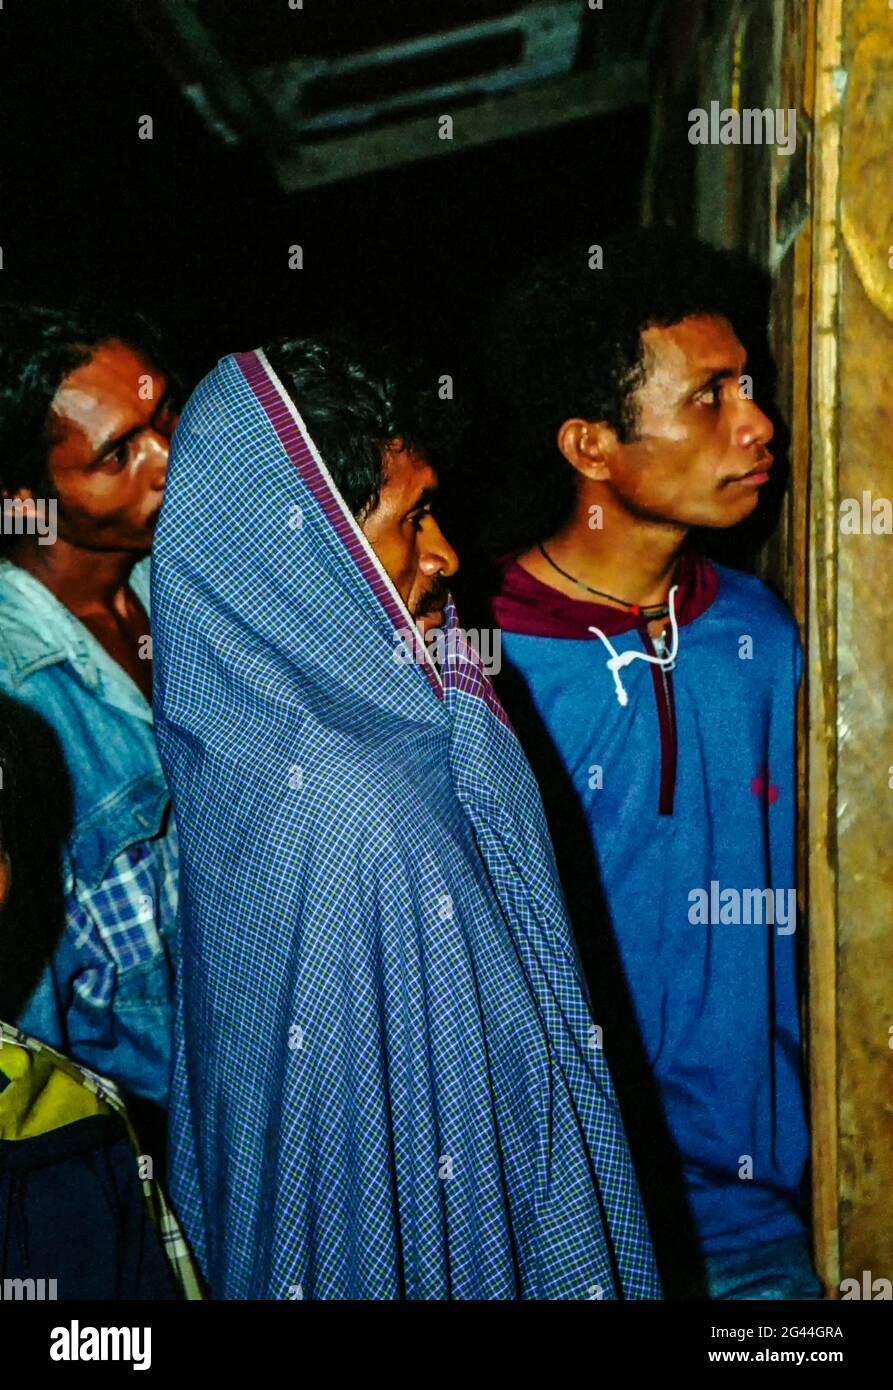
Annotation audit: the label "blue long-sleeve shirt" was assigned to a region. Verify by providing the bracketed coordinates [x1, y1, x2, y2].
[491, 551, 810, 1256]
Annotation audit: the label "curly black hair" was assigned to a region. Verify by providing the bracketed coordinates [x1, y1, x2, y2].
[0, 301, 174, 500]
[476, 226, 765, 553]
[264, 335, 458, 521]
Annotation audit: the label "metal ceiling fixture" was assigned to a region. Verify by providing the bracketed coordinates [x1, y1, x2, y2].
[132, 0, 653, 189]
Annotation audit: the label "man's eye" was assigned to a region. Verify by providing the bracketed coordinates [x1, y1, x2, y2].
[410, 507, 433, 532]
[696, 385, 722, 408]
[92, 443, 128, 471]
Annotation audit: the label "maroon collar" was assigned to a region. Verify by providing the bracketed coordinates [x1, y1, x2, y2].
[490, 549, 720, 639]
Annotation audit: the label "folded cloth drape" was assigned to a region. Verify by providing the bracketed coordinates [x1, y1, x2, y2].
[150, 348, 660, 1301]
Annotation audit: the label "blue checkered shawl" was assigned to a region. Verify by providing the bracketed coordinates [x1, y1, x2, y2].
[151, 350, 659, 1300]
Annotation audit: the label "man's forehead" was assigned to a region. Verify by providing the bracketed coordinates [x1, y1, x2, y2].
[382, 445, 438, 498]
[642, 315, 743, 376]
[54, 341, 164, 410]
[50, 341, 167, 460]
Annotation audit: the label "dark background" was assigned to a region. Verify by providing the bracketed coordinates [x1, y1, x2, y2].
[0, 0, 648, 382]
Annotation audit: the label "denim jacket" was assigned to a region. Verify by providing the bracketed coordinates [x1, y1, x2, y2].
[0, 556, 176, 1105]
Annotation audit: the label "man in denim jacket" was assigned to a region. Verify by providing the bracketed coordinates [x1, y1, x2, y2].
[0, 305, 179, 1115]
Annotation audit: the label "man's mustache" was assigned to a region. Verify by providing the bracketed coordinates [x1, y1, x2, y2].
[415, 580, 451, 618]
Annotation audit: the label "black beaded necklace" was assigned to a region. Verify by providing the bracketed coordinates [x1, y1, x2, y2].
[537, 542, 672, 620]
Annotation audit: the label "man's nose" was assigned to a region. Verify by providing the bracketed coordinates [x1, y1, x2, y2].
[737, 399, 775, 450]
[141, 432, 170, 489]
[421, 522, 460, 580]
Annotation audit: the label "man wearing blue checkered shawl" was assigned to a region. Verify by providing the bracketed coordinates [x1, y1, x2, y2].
[151, 338, 660, 1300]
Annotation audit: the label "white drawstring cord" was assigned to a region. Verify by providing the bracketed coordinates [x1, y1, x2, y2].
[587, 585, 680, 708]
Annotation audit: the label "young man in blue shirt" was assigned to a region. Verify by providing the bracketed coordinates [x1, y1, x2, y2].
[0, 306, 180, 1123]
[484, 230, 820, 1299]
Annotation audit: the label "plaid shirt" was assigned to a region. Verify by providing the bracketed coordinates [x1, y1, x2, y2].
[69, 823, 180, 1009]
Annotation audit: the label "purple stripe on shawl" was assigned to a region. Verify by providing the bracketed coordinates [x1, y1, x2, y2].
[441, 601, 515, 732]
[233, 349, 443, 699]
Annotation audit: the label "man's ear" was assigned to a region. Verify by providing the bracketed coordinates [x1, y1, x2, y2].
[556, 418, 618, 482]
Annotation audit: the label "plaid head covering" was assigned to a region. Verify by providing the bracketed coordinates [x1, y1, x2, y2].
[151, 348, 659, 1300]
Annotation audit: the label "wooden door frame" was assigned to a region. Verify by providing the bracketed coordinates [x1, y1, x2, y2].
[807, 0, 844, 1296]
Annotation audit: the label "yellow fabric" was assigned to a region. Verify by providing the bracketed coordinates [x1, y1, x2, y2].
[0, 1021, 204, 1298]
[0, 1038, 109, 1140]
